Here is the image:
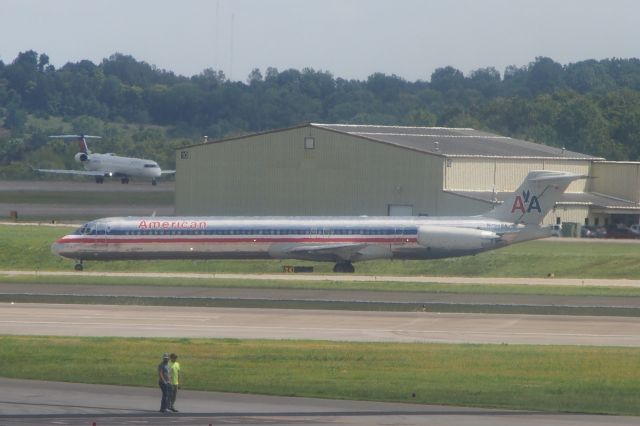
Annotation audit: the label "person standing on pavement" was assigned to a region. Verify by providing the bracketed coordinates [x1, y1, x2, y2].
[157, 353, 172, 412]
[169, 353, 181, 412]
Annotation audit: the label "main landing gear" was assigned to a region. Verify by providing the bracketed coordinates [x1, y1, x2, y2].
[333, 261, 355, 273]
[95, 176, 104, 184]
[121, 177, 130, 184]
[74, 260, 83, 271]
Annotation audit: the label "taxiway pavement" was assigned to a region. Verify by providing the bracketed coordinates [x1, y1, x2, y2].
[2, 303, 639, 346]
[0, 378, 636, 426]
[1, 282, 638, 310]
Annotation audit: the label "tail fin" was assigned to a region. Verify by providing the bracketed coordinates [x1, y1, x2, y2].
[48, 134, 101, 154]
[483, 170, 586, 224]
[78, 135, 90, 154]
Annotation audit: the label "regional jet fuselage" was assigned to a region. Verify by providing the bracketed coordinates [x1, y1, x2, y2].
[36, 135, 175, 185]
[52, 171, 584, 272]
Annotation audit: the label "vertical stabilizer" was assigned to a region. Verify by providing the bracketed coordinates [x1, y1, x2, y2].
[78, 135, 90, 154]
[483, 170, 585, 224]
[48, 134, 100, 154]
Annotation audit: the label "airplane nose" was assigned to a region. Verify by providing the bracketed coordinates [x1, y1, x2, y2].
[51, 242, 62, 256]
[51, 240, 66, 257]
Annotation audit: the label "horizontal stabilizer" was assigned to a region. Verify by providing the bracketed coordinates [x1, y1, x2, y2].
[48, 135, 102, 139]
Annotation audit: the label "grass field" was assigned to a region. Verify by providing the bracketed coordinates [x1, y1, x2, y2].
[3, 224, 640, 279]
[2, 336, 638, 416]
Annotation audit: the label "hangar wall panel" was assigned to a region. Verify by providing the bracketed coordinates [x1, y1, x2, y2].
[443, 158, 495, 190]
[591, 162, 640, 202]
[444, 158, 589, 193]
[176, 127, 444, 216]
[436, 192, 493, 216]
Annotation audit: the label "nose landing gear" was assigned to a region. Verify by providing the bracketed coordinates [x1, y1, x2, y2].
[74, 260, 83, 271]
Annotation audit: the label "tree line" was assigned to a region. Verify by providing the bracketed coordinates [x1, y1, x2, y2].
[1, 51, 640, 176]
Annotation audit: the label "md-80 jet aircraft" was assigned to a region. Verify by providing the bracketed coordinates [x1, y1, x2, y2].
[52, 170, 584, 271]
[35, 135, 175, 185]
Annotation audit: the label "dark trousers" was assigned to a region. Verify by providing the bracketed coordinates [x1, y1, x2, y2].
[159, 381, 172, 411]
[170, 384, 178, 408]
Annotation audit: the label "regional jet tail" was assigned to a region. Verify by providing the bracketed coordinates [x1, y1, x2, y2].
[52, 170, 584, 272]
[34, 135, 175, 186]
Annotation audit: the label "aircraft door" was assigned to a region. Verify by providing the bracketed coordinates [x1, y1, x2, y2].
[93, 221, 108, 252]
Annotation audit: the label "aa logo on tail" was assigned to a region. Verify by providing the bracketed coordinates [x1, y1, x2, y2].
[511, 190, 541, 214]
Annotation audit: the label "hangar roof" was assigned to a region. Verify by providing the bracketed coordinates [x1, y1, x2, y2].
[312, 123, 602, 160]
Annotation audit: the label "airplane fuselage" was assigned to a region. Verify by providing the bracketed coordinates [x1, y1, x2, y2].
[52, 215, 529, 264]
[77, 152, 162, 179]
[51, 170, 582, 271]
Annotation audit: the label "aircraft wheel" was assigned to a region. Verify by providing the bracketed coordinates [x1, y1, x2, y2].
[121, 178, 129, 184]
[96, 177, 104, 184]
[74, 262, 83, 272]
[152, 179, 157, 186]
[333, 262, 354, 273]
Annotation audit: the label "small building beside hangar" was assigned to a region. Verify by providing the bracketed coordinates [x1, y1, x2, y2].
[175, 123, 640, 229]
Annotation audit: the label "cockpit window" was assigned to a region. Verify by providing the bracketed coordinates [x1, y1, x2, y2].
[144, 164, 159, 168]
[73, 224, 94, 235]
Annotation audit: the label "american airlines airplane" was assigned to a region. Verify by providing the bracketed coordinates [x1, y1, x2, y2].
[35, 135, 175, 185]
[52, 170, 583, 272]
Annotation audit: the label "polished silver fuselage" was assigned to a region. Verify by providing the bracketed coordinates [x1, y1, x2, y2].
[51, 215, 536, 263]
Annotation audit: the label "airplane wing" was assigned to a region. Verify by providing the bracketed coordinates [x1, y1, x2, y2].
[161, 170, 176, 175]
[35, 168, 106, 177]
[285, 242, 370, 261]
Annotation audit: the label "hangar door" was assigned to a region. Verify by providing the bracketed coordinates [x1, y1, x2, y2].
[388, 204, 414, 216]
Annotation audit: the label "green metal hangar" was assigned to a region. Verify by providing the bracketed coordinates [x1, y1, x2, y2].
[175, 123, 640, 229]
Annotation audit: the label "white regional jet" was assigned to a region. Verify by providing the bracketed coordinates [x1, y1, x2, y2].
[35, 135, 175, 185]
[52, 170, 583, 272]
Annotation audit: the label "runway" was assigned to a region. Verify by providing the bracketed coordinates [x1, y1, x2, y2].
[2, 303, 639, 346]
[0, 180, 175, 192]
[1, 282, 639, 319]
[3, 378, 636, 426]
[0, 180, 174, 220]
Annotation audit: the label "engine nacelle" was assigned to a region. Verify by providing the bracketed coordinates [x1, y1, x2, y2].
[417, 225, 499, 251]
[74, 152, 89, 162]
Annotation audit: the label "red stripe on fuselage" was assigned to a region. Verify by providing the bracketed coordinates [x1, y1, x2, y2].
[57, 237, 418, 244]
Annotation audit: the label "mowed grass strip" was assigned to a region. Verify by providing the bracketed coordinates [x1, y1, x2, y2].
[2, 336, 639, 415]
[3, 274, 640, 298]
[3, 224, 640, 279]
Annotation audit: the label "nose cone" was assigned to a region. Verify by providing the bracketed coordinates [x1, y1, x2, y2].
[51, 237, 72, 258]
[51, 241, 63, 257]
